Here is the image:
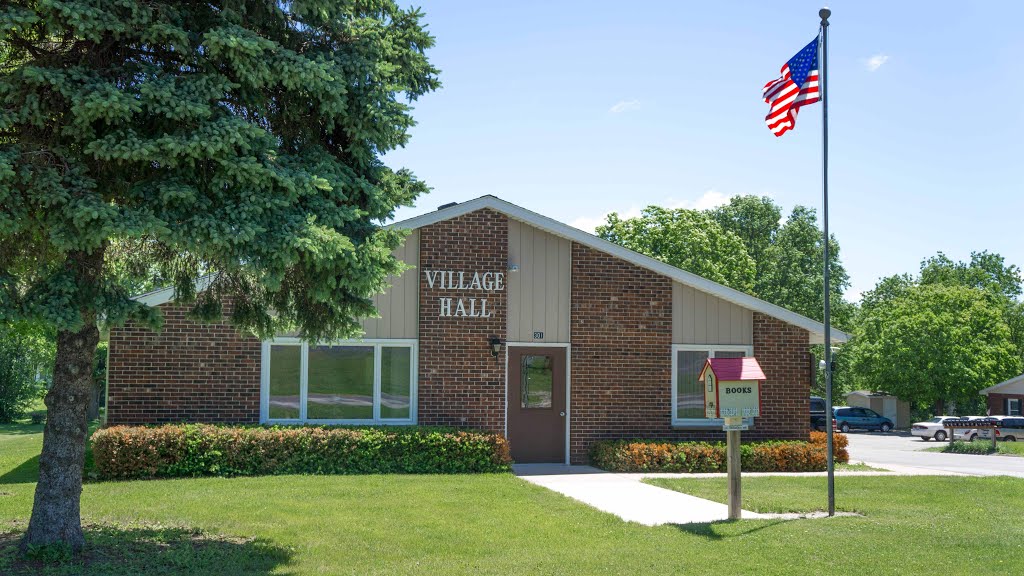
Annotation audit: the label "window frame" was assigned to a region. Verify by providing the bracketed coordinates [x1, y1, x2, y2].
[1008, 398, 1022, 416]
[671, 344, 754, 429]
[260, 337, 418, 425]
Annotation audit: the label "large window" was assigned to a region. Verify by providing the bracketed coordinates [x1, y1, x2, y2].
[671, 344, 753, 427]
[1009, 398, 1022, 416]
[262, 339, 416, 424]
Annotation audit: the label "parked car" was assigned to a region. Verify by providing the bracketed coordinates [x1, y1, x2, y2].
[978, 417, 1024, 442]
[832, 406, 894, 433]
[810, 396, 828, 431]
[911, 416, 970, 441]
[953, 416, 998, 441]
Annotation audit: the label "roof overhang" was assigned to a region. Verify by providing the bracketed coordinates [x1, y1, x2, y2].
[131, 195, 850, 345]
[980, 373, 1024, 395]
[132, 274, 217, 308]
[391, 195, 849, 344]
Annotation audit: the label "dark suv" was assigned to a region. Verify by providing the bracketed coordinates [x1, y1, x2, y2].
[810, 396, 828, 431]
[833, 406, 894, 433]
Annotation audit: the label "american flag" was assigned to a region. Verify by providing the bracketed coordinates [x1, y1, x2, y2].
[762, 37, 820, 136]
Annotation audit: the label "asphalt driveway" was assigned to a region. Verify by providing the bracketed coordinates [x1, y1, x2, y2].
[846, 431, 1024, 477]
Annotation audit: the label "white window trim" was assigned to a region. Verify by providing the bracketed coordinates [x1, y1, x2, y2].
[671, 344, 754, 429]
[1009, 398, 1022, 416]
[260, 338, 418, 425]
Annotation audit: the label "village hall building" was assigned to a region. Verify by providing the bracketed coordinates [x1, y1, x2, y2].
[106, 196, 848, 464]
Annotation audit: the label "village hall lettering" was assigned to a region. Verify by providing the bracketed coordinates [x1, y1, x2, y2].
[425, 270, 504, 318]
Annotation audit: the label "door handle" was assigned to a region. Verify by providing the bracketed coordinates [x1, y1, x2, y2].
[560, 411, 566, 417]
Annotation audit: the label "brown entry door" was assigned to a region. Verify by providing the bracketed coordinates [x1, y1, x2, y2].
[507, 347, 566, 463]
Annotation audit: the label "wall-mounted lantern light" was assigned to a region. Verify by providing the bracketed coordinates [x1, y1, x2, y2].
[488, 336, 504, 357]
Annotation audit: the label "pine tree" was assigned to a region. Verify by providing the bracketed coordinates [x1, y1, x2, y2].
[0, 1, 438, 550]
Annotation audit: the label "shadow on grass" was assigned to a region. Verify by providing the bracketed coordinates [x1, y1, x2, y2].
[0, 456, 39, 485]
[0, 423, 45, 436]
[671, 519, 787, 540]
[0, 522, 294, 576]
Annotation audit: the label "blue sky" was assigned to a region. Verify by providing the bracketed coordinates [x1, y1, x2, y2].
[385, 1, 1024, 300]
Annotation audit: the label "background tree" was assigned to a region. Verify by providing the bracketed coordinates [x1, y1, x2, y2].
[919, 251, 1024, 366]
[597, 207, 756, 292]
[760, 205, 853, 329]
[849, 283, 1020, 415]
[0, 0, 438, 551]
[709, 195, 781, 285]
[600, 196, 853, 328]
[0, 321, 51, 422]
[920, 251, 1022, 300]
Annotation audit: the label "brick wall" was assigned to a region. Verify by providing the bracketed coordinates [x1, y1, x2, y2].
[988, 393, 1024, 415]
[104, 207, 813, 460]
[107, 300, 261, 424]
[568, 243, 675, 463]
[567, 243, 811, 463]
[416, 209, 508, 433]
[750, 313, 812, 440]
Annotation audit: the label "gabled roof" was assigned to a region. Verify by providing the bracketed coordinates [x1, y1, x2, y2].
[980, 374, 1024, 395]
[701, 357, 767, 381]
[133, 274, 217, 308]
[392, 195, 848, 344]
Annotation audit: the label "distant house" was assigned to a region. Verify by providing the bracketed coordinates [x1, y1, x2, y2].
[980, 375, 1024, 416]
[845, 391, 910, 429]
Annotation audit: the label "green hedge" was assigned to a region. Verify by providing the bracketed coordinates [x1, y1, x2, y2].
[589, 432, 849, 473]
[942, 440, 997, 455]
[91, 424, 512, 480]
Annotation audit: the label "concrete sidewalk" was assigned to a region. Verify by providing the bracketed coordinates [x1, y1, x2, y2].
[513, 464, 766, 525]
[513, 462, 960, 525]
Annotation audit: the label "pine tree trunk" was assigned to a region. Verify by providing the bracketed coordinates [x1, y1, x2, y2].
[22, 249, 104, 552]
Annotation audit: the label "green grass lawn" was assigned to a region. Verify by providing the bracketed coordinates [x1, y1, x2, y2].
[3, 424, 1024, 575]
[834, 461, 887, 471]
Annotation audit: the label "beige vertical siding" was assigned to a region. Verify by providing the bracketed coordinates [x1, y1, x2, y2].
[672, 282, 753, 345]
[507, 220, 571, 342]
[360, 230, 419, 339]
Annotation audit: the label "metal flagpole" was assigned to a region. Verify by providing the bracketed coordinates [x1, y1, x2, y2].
[819, 6, 834, 518]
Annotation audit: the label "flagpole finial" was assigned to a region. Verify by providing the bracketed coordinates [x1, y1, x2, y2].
[820, 7, 831, 25]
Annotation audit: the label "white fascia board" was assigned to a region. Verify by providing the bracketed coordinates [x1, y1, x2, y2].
[132, 274, 217, 307]
[390, 195, 849, 344]
[979, 373, 1024, 395]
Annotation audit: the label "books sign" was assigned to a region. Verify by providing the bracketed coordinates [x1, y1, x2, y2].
[699, 357, 765, 420]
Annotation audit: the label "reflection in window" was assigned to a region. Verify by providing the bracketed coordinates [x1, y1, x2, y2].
[381, 347, 412, 419]
[521, 355, 553, 409]
[308, 345, 374, 420]
[676, 351, 709, 419]
[675, 348, 750, 421]
[268, 345, 301, 419]
[266, 342, 416, 424]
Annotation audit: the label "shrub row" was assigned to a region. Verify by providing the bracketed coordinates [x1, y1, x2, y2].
[589, 432, 849, 473]
[91, 424, 512, 480]
[942, 440, 997, 455]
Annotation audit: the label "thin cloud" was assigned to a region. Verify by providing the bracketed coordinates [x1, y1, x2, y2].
[864, 54, 889, 72]
[608, 99, 641, 113]
[668, 189, 728, 211]
[569, 190, 729, 233]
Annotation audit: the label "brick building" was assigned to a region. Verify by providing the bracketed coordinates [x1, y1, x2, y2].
[981, 374, 1024, 416]
[107, 196, 849, 464]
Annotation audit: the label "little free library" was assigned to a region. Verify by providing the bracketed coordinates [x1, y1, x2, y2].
[106, 196, 848, 464]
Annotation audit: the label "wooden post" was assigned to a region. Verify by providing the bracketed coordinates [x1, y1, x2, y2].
[727, 427, 741, 520]
[992, 425, 998, 450]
